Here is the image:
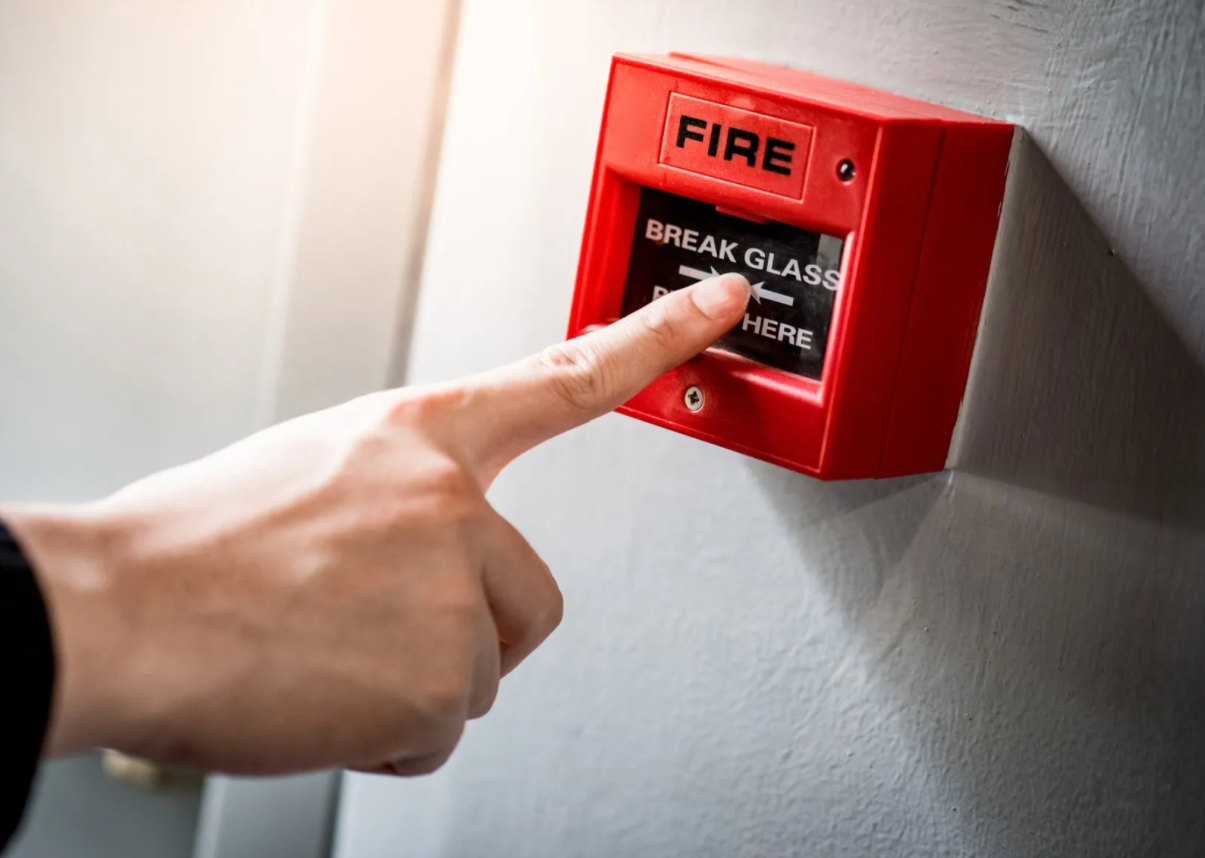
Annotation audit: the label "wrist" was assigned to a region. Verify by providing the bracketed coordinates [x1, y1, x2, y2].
[1, 503, 136, 757]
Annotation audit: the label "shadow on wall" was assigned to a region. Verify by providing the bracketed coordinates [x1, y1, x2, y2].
[749, 135, 1205, 854]
[952, 131, 1205, 530]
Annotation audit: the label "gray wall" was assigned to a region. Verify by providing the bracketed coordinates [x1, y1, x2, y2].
[6, 757, 201, 858]
[333, 0, 1205, 856]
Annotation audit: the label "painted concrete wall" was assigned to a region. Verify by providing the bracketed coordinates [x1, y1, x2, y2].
[334, 0, 1205, 856]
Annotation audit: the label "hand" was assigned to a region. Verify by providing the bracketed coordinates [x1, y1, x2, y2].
[2, 274, 750, 777]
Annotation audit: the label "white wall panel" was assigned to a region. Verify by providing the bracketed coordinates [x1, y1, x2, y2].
[0, 1, 454, 855]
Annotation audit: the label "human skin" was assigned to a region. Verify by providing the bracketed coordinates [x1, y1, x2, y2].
[1, 274, 751, 777]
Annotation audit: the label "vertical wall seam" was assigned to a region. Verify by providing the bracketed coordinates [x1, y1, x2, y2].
[252, 0, 332, 429]
[386, 0, 466, 389]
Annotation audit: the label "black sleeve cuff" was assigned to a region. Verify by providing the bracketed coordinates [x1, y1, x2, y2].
[0, 521, 57, 852]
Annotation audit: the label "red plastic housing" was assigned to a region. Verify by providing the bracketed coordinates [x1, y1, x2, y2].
[568, 53, 1013, 480]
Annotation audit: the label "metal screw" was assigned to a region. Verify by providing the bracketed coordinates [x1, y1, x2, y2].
[837, 159, 856, 182]
[684, 386, 704, 412]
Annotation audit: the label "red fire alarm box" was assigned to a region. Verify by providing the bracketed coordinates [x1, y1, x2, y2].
[567, 53, 1014, 480]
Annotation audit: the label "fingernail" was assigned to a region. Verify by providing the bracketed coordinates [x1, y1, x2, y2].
[691, 273, 752, 319]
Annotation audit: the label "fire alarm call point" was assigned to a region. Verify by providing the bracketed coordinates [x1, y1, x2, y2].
[567, 54, 1014, 480]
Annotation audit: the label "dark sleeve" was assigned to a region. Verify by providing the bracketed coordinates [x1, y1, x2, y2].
[0, 521, 56, 853]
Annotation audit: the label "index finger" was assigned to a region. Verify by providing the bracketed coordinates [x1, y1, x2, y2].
[449, 273, 750, 482]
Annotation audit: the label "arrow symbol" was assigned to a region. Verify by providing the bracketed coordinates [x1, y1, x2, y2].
[678, 264, 719, 282]
[679, 264, 796, 308]
[751, 282, 794, 307]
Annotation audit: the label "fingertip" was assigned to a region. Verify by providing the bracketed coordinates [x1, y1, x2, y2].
[690, 273, 751, 320]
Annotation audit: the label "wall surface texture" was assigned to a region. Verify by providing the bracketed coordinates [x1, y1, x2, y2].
[335, 1, 1205, 857]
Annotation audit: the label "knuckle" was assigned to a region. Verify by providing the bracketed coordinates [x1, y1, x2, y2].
[386, 720, 465, 777]
[378, 384, 460, 429]
[419, 456, 476, 501]
[439, 577, 489, 627]
[467, 670, 500, 720]
[396, 747, 456, 777]
[635, 300, 685, 352]
[408, 458, 483, 528]
[416, 672, 472, 732]
[533, 342, 610, 411]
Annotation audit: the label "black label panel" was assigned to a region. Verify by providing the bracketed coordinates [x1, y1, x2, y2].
[621, 187, 844, 379]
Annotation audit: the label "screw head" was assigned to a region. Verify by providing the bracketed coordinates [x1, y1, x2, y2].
[684, 386, 704, 412]
[837, 159, 856, 182]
